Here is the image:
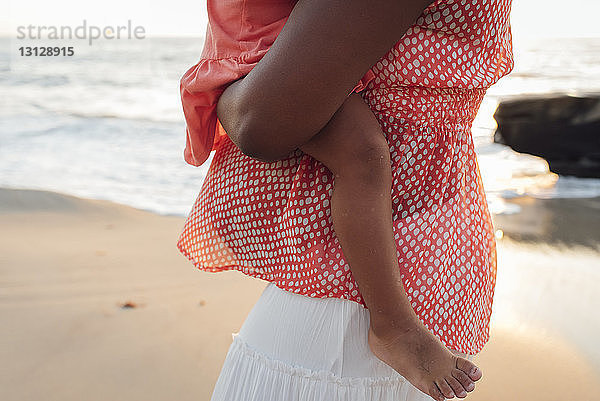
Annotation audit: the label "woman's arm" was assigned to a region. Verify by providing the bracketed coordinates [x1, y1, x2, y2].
[216, 0, 434, 162]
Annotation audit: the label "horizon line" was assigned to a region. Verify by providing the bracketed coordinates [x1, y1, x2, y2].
[1, 33, 600, 40]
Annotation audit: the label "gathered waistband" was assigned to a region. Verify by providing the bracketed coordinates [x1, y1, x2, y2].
[361, 86, 487, 129]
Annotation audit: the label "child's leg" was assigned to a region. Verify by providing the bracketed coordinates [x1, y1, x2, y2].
[299, 93, 482, 401]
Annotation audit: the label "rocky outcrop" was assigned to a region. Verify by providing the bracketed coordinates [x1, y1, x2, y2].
[493, 93, 600, 178]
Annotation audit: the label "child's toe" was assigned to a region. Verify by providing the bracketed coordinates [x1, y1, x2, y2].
[429, 383, 446, 401]
[446, 376, 467, 398]
[435, 378, 456, 399]
[451, 368, 475, 392]
[455, 357, 482, 381]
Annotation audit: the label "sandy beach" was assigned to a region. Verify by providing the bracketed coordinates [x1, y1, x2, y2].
[1, 187, 599, 401]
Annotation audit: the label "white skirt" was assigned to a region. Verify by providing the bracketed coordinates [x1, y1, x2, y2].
[210, 282, 475, 401]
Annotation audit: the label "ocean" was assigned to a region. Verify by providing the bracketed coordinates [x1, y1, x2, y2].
[1, 36, 599, 216]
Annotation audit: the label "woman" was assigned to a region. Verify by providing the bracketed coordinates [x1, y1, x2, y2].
[177, 0, 514, 400]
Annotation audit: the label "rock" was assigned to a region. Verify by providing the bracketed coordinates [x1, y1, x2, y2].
[493, 93, 600, 178]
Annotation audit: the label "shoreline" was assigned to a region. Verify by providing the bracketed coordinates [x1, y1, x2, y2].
[1, 187, 599, 400]
[3, 185, 599, 248]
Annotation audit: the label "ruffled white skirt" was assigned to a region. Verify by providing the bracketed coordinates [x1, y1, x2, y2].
[210, 282, 475, 401]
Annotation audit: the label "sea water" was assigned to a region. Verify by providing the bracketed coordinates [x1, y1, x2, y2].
[1, 36, 599, 216]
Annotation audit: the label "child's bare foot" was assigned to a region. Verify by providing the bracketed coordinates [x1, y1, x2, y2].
[368, 317, 482, 400]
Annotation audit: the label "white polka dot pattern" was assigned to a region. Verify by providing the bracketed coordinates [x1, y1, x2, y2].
[177, 0, 513, 355]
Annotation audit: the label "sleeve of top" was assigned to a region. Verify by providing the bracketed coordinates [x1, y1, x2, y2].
[180, 56, 376, 167]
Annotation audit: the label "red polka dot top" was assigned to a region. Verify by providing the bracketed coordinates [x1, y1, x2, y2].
[178, 0, 514, 355]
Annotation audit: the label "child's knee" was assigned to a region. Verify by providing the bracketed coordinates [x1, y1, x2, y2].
[330, 133, 391, 184]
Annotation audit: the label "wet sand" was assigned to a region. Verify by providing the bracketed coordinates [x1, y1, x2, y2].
[491, 195, 600, 250]
[1, 188, 598, 401]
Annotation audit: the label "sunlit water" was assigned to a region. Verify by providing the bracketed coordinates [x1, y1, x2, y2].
[1, 36, 599, 216]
